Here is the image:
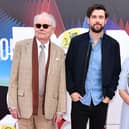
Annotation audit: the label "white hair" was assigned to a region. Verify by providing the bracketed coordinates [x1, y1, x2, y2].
[34, 12, 56, 27]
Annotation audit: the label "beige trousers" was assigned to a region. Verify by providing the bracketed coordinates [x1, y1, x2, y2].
[18, 96, 54, 129]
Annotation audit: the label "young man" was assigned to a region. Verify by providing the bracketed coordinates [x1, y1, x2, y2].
[66, 4, 121, 129]
[7, 12, 66, 129]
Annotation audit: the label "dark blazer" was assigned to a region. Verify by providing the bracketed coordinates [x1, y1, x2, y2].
[65, 32, 121, 99]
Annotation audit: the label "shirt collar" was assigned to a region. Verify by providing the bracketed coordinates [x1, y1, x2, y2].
[89, 32, 104, 44]
[36, 39, 49, 50]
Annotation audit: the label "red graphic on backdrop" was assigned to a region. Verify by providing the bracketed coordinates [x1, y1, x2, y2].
[23, 0, 65, 36]
[41, 0, 65, 36]
[119, 19, 129, 35]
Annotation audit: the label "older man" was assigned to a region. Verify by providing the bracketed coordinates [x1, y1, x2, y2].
[7, 12, 66, 129]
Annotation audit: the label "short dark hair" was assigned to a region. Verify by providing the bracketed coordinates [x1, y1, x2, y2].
[86, 4, 109, 18]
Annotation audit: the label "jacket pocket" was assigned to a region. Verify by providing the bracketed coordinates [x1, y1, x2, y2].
[18, 90, 24, 97]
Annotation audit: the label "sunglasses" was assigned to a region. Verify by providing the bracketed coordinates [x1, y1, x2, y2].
[35, 24, 51, 29]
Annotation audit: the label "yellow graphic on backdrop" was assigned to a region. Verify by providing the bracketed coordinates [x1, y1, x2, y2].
[2, 124, 15, 129]
[61, 28, 81, 48]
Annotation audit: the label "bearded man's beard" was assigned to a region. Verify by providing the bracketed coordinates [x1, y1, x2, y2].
[90, 24, 104, 33]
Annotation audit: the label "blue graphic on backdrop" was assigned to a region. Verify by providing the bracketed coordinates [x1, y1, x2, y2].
[0, 9, 23, 87]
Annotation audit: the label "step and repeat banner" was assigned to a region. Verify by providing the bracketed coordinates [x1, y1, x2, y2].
[0, 0, 129, 129]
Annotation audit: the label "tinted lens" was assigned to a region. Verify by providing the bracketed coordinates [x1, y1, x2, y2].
[35, 24, 50, 29]
[35, 24, 41, 28]
[43, 24, 49, 29]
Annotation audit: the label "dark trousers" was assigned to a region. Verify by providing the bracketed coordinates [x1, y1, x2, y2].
[71, 101, 108, 129]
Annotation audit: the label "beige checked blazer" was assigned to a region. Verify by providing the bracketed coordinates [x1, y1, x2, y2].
[7, 39, 67, 120]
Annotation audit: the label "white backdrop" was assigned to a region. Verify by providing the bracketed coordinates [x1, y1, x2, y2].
[0, 27, 128, 129]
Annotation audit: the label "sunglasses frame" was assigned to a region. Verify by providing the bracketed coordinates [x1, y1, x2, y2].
[35, 23, 52, 29]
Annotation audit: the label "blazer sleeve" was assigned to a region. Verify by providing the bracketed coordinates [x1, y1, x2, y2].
[7, 42, 21, 109]
[111, 41, 121, 93]
[104, 39, 121, 99]
[57, 51, 67, 113]
[65, 38, 76, 95]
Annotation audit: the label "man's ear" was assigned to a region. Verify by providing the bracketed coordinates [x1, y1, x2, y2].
[104, 18, 108, 25]
[51, 27, 56, 34]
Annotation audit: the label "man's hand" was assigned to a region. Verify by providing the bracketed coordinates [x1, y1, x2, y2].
[102, 96, 110, 104]
[9, 108, 20, 119]
[53, 114, 63, 124]
[71, 92, 83, 102]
